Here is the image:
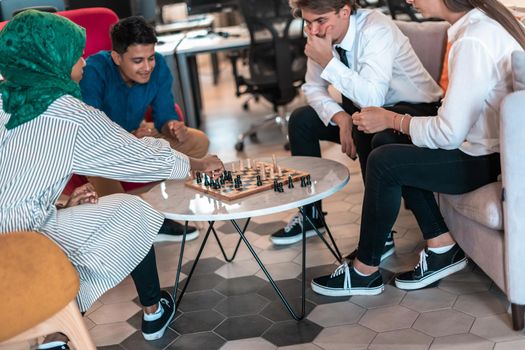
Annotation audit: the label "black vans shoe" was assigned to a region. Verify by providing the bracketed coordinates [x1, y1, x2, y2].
[311, 261, 384, 297]
[395, 244, 468, 290]
[156, 219, 199, 243]
[271, 212, 325, 245]
[142, 290, 176, 341]
[345, 230, 396, 262]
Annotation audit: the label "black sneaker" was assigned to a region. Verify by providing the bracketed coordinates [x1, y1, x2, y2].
[395, 244, 468, 290]
[311, 261, 384, 297]
[271, 212, 325, 245]
[142, 290, 176, 341]
[156, 219, 199, 243]
[345, 230, 396, 262]
[37, 342, 69, 350]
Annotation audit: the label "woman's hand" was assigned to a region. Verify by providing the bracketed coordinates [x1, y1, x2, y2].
[352, 107, 396, 134]
[189, 155, 225, 179]
[65, 183, 98, 207]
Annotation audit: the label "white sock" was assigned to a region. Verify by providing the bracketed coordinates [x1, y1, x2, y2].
[353, 266, 373, 277]
[428, 244, 455, 254]
[37, 341, 67, 349]
[143, 302, 164, 321]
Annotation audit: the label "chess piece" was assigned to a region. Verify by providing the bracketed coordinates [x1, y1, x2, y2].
[272, 154, 277, 171]
[247, 158, 252, 169]
[239, 159, 244, 171]
[261, 165, 267, 180]
[270, 166, 275, 179]
[256, 175, 262, 186]
[300, 176, 306, 187]
[288, 175, 294, 188]
[277, 166, 282, 177]
[231, 162, 236, 172]
[306, 174, 312, 186]
[204, 175, 210, 187]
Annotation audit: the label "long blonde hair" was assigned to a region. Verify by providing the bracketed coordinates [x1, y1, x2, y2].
[444, 0, 525, 50]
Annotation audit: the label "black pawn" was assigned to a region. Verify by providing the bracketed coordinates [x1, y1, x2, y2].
[256, 175, 262, 186]
[300, 176, 306, 187]
[306, 174, 312, 186]
[288, 175, 294, 188]
[196, 172, 202, 184]
[204, 175, 210, 187]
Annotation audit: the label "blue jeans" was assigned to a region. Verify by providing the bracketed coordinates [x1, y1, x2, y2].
[356, 144, 501, 266]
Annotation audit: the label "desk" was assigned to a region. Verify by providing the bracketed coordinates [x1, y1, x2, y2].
[155, 14, 214, 35]
[156, 33, 186, 114]
[175, 25, 250, 128]
[141, 156, 349, 319]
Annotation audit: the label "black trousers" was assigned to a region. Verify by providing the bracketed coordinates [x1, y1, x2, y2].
[130, 246, 161, 307]
[288, 101, 440, 217]
[356, 145, 500, 266]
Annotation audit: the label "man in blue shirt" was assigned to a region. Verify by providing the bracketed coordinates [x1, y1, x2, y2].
[80, 16, 209, 242]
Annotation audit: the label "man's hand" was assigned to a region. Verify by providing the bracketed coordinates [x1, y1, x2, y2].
[133, 124, 157, 138]
[65, 183, 98, 208]
[332, 111, 357, 160]
[304, 26, 334, 68]
[163, 120, 189, 143]
[189, 155, 224, 179]
[352, 107, 395, 134]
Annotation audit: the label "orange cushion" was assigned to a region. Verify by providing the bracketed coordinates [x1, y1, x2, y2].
[0, 232, 79, 341]
[439, 42, 452, 93]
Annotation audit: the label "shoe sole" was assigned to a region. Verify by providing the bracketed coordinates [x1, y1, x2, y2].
[155, 230, 199, 243]
[311, 281, 384, 297]
[395, 257, 468, 290]
[142, 304, 176, 341]
[271, 228, 326, 246]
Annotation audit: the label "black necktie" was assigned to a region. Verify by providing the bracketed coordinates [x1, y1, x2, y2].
[335, 46, 359, 114]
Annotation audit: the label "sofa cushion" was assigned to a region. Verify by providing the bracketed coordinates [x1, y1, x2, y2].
[512, 50, 525, 91]
[395, 20, 450, 83]
[440, 182, 502, 230]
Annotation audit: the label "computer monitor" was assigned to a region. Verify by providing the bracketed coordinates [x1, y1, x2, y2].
[0, 0, 65, 21]
[185, 0, 237, 15]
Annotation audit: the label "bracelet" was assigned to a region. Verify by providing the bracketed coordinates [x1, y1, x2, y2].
[399, 114, 405, 134]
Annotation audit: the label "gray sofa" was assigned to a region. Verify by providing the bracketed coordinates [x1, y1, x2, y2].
[396, 20, 525, 331]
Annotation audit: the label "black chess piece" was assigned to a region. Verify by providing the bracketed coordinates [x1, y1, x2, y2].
[273, 179, 278, 192]
[256, 175, 262, 186]
[306, 174, 311, 186]
[300, 176, 305, 187]
[196, 172, 202, 184]
[278, 182, 284, 192]
[288, 175, 294, 188]
[204, 175, 210, 187]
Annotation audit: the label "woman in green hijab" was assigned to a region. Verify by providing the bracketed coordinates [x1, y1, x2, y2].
[0, 10, 223, 349]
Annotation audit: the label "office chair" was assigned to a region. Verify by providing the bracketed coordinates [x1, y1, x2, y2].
[0, 0, 65, 21]
[232, 0, 307, 152]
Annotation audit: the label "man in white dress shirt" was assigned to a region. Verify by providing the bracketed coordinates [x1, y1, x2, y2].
[271, 0, 443, 248]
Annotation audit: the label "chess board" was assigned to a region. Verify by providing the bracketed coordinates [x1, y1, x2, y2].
[185, 163, 310, 201]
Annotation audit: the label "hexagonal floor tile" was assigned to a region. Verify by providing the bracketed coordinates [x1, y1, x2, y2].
[470, 314, 525, 342]
[256, 262, 302, 281]
[359, 305, 418, 332]
[171, 310, 225, 334]
[216, 219, 250, 234]
[166, 331, 225, 350]
[400, 288, 457, 313]
[215, 275, 268, 296]
[257, 278, 302, 301]
[215, 259, 261, 278]
[259, 297, 316, 322]
[313, 324, 376, 350]
[413, 309, 474, 337]
[178, 273, 225, 292]
[215, 315, 273, 341]
[180, 257, 225, 276]
[453, 291, 508, 318]
[369, 328, 432, 350]
[177, 289, 225, 312]
[88, 301, 141, 325]
[307, 301, 365, 327]
[263, 320, 323, 347]
[430, 333, 494, 350]
[214, 293, 269, 316]
[89, 322, 136, 347]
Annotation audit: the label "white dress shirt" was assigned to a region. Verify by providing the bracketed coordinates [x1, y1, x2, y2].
[410, 9, 522, 156]
[303, 9, 442, 126]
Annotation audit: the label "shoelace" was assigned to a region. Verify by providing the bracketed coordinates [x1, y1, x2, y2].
[330, 261, 352, 290]
[413, 249, 429, 275]
[284, 213, 303, 232]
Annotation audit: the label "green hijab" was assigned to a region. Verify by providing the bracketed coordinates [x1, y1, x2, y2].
[0, 10, 86, 129]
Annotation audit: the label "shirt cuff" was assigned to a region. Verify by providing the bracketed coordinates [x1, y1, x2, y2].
[320, 58, 350, 85]
[408, 116, 432, 148]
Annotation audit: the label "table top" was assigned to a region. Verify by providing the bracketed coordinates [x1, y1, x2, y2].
[141, 156, 349, 221]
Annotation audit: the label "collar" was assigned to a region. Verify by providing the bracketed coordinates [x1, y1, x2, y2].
[335, 11, 357, 52]
[447, 8, 484, 43]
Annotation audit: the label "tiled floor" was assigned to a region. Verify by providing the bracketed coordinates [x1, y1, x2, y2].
[4, 56, 525, 350]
